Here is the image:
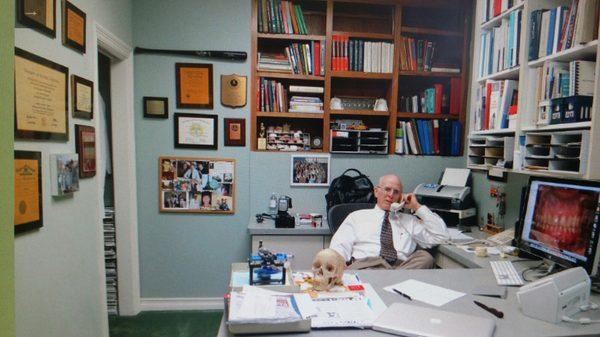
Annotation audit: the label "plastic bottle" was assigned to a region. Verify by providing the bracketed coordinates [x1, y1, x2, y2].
[269, 193, 278, 215]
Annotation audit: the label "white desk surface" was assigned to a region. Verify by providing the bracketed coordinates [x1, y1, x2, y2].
[217, 267, 600, 337]
[248, 217, 331, 236]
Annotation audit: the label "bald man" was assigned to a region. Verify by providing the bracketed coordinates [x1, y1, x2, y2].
[329, 174, 449, 269]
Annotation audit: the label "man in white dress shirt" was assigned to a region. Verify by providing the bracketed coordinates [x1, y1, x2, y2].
[329, 174, 449, 269]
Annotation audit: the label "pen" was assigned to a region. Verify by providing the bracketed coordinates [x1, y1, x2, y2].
[473, 300, 504, 318]
[392, 288, 412, 301]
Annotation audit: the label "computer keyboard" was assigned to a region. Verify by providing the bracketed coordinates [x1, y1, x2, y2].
[490, 260, 524, 286]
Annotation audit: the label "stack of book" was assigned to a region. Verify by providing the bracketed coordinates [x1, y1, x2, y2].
[332, 36, 394, 73]
[104, 206, 118, 315]
[258, 78, 288, 112]
[257, 0, 310, 34]
[481, 0, 523, 23]
[395, 119, 462, 156]
[473, 79, 519, 131]
[284, 41, 325, 76]
[257, 52, 292, 73]
[289, 96, 323, 113]
[479, 8, 522, 77]
[536, 60, 596, 101]
[529, 0, 600, 61]
[398, 37, 438, 72]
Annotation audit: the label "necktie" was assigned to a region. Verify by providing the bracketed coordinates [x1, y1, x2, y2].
[379, 211, 397, 264]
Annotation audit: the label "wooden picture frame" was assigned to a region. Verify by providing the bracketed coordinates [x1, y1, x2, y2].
[14, 151, 43, 234]
[143, 97, 169, 119]
[159, 156, 235, 214]
[224, 118, 246, 147]
[175, 63, 213, 109]
[62, 0, 86, 53]
[15, 48, 69, 141]
[174, 113, 218, 149]
[72, 75, 93, 119]
[17, 0, 56, 38]
[75, 124, 96, 178]
[290, 154, 331, 187]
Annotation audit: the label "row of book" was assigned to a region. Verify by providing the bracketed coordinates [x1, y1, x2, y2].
[536, 60, 596, 103]
[395, 119, 462, 156]
[481, 0, 523, 23]
[331, 36, 394, 73]
[473, 79, 519, 131]
[257, 40, 325, 75]
[289, 96, 323, 113]
[479, 8, 522, 78]
[258, 79, 325, 113]
[257, 0, 310, 34]
[398, 78, 462, 115]
[104, 207, 118, 315]
[528, 0, 599, 61]
[398, 37, 438, 72]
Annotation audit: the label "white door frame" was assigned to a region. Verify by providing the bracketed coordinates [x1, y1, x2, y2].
[95, 23, 140, 316]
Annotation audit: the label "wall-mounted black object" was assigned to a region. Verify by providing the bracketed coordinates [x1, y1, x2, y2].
[134, 47, 247, 61]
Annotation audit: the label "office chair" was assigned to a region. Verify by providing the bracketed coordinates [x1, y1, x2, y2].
[327, 203, 375, 234]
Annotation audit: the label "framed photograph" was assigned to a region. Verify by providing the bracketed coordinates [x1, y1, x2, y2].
[176, 63, 213, 109]
[15, 48, 68, 141]
[75, 125, 96, 178]
[62, 0, 86, 53]
[290, 154, 331, 187]
[224, 118, 246, 147]
[17, 0, 56, 37]
[50, 153, 79, 196]
[159, 156, 235, 214]
[174, 113, 218, 149]
[143, 96, 168, 119]
[14, 151, 43, 234]
[72, 75, 93, 119]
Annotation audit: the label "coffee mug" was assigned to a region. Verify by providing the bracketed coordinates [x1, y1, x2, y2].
[330, 97, 342, 110]
[374, 98, 388, 111]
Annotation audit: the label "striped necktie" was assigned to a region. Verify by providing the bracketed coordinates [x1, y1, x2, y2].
[379, 211, 397, 264]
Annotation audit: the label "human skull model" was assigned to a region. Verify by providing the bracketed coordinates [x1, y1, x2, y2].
[311, 249, 346, 291]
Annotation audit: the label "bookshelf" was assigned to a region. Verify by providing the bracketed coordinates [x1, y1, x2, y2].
[251, 0, 473, 155]
[468, 0, 600, 179]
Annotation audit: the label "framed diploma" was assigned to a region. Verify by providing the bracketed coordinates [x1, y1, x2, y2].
[174, 113, 218, 149]
[221, 74, 247, 108]
[158, 156, 235, 214]
[224, 118, 246, 147]
[17, 0, 56, 38]
[62, 0, 86, 53]
[143, 97, 169, 119]
[14, 151, 43, 234]
[75, 125, 96, 178]
[15, 48, 69, 141]
[176, 63, 213, 109]
[72, 75, 93, 119]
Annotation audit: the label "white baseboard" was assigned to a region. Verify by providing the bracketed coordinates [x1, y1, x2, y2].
[139, 297, 224, 311]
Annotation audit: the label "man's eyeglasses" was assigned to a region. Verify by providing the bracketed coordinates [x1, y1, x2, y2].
[377, 186, 401, 196]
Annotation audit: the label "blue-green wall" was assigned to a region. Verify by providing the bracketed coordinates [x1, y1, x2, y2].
[133, 0, 465, 298]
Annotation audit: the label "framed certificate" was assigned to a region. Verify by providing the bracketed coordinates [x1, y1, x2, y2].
[224, 118, 246, 147]
[62, 0, 86, 53]
[143, 97, 169, 119]
[75, 125, 96, 178]
[17, 0, 56, 37]
[14, 151, 43, 234]
[15, 48, 69, 141]
[72, 75, 93, 119]
[174, 113, 218, 149]
[176, 63, 213, 109]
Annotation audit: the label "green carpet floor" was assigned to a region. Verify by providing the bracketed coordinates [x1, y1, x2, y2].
[109, 311, 223, 337]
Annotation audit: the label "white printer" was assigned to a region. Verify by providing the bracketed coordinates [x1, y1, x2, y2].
[414, 168, 476, 229]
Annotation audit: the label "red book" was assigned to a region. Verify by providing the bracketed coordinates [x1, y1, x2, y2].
[484, 82, 492, 129]
[432, 119, 440, 154]
[434, 84, 443, 114]
[449, 77, 462, 115]
[493, 0, 501, 17]
[314, 41, 320, 76]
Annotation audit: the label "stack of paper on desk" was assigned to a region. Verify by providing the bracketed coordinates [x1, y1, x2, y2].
[384, 279, 465, 307]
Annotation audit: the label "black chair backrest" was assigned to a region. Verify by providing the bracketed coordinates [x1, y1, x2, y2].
[327, 203, 375, 234]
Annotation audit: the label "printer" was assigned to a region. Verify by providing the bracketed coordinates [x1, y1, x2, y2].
[414, 168, 476, 229]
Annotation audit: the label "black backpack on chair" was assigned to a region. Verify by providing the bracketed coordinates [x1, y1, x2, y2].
[325, 169, 376, 213]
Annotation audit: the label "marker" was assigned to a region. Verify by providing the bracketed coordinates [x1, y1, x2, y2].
[473, 300, 504, 318]
[392, 288, 412, 301]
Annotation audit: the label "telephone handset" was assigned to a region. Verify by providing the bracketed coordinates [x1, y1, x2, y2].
[486, 228, 515, 246]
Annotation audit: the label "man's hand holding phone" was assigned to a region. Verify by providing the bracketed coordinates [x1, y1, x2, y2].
[402, 193, 421, 212]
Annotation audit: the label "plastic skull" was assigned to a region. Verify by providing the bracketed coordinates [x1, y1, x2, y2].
[311, 249, 346, 291]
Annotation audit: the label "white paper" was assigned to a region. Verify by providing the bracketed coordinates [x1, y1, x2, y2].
[447, 228, 474, 241]
[440, 168, 470, 187]
[384, 279, 465, 307]
[229, 286, 302, 323]
[310, 292, 376, 328]
[293, 293, 317, 319]
[458, 246, 501, 255]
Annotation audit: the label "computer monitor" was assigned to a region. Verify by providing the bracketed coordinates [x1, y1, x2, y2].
[517, 176, 600, 277]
